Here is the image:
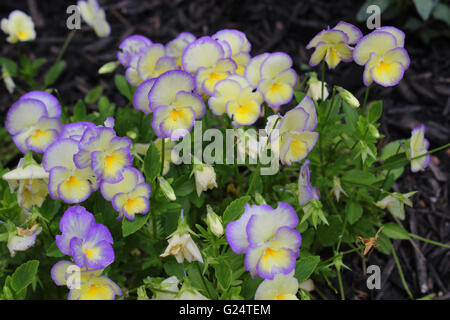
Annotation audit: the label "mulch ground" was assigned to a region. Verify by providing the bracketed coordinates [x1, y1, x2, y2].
[0, 0, 449, 300]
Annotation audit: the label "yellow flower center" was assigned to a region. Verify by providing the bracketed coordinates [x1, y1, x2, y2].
[276, 295, 285, 300]
[33, 129, 45, 139]
[169, 243, 184, 255]
[67, 176, 79, 187]
[378, 61, 390, 72]
[269, 83, 282, 94]
[124, 198, 138, 212]
[87, 284, 101, 295]
[104, 154, 115, 167]
[208, 72, 221, 81]
[170, 109, 182, 120]
[263, 247, 276, 259]
[18, 31, 27, 40]
[84, 248, 94, 258]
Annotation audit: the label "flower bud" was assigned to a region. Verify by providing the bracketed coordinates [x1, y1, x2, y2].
[307, 73, 329, 101]
[157, 175, 176, 201]
[336, 86, 360, 108]
[205, 205, 223, 237]
[193, 164, 218, 197]
[98, 61, 119, 74]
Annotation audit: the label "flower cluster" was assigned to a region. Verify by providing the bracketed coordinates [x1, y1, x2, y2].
[226, 202, 301, 280]
[51, 206, 121, 300]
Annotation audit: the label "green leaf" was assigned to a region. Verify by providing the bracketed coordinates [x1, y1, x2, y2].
[0, 57, 18, 75]
[432, 3, 450, 26]
[122, 214, 151, 237]
[342, 169, 377, 186]
[114, 74, 133, 101]
[346, 200, 363, 224]
[40, 197, 61, 221]
[413, 0, 437, 21]
[11, 260, 39, 293]
[163, 259, 185, 280]
[72, 99, 87, 122]
[223, 196, 251, 224]
[343, 102, 358, 129]
[215, 260, 232, 290]
[366, 100, 382, 123]
[295, 255, 320, 283]
[84, 85, 104, 104]
[247, 168, 263, 195]
[382, 223, 411, 240]
[46, 241, 64, 258]
[317, 216, 342, 247]
[294, 91, 307, 103]
[44, 60, 66, 87]
[144, 143, 161, 183]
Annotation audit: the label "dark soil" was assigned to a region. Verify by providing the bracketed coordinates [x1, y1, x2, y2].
[0, 0, 449, 300]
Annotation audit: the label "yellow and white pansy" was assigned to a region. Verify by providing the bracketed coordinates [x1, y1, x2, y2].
[270, 96, 318, 165]
[208, 75, 263, 126]
[226, 202, 301, 279]
[2, 157, 49, 211]
[78, 0, 110, 38]
[149, 70, 205, 139]
[255, 271, 299, 300]
[118, 35, 152, 67]
[73, 127, 133, 183]
[43, 138, 98, 204]
[181, 36, 237, 95]
[256, 52, 298, 108]
[137, 43, 179, 81]
[353, 27, 410, 87]
[6, 92, 62, 153]
[100, 167, 151, 221]
[51, 260, 121, 300]
[165, 32, 196, 68]
[1, 10, 36, 43]
[410, 124, 430, 172]
[306, 21, 362, 69]
[212, 29, 251, 75]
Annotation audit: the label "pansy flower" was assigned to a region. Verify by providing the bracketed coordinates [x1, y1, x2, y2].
[2, 157, 49, 211]
[245, 53, 270, 89]
[182, 36, 237, 95]
[118, 35, 152, 67]
[226, 202, 301, 279]
[133, 79, 156, 114]
[74, 127, 133, 183]
[60, 121, 97, 142]
[256, 52, 298, 108]
[55, 206, 114, 270]
[255, 271, 299, 300]
[78, 0, 110, 38]
[270, 96, 318, 165]
[208, 75, 263, 126]
[410, 124, 430, 172]
[212, 29, 251, 75]
[165, 32, 196, 68]
[137, 43, 178, 81]
[150, 70, 205, 139]
[1, 10, 36, 43]
[101, 167, 151, 221]
[51, 260, 121, 300]
[43, 139, 98, 203]
[307, 21, 362, 69]
[353, 27, 410, 87]
[6, 94, 62, 153]
[125, 53, 145, 86]
[298, 160, 315, 206]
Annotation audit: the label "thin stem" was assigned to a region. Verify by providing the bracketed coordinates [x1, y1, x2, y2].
[409, 233, 450, 249]
[160, 138, 165, 175]
[336, 267, 345, 300]
[391, 246, 414, 300]
[321, 59, 325, 101]
[318, 246, 366, 268]
[54, 29, 76, 65]
[196, 262, 213, 299]
[362, 86, 370, 114]
[323, 86, 336, 126]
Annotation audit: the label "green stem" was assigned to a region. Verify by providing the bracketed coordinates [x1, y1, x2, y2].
[160, 138, 165, 175]
[392, 246, 414, 300]
[54, 29, 76, 65]
[321, 59, 325, 101]
[318, 246, 366, 268]
[409, 233, 450, 249]
[196, 263, 213, 299]
[323, 86, 336, 126]
[336, 267, 345, 300]
[362, 85, 370, 114]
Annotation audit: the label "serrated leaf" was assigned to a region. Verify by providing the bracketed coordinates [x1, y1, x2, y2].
[122, 213, 150, 237]
[346, 200, 363, 224]
[223, 196, 251, 224]
[382, 223, 410, 239]
[11, 260, 39, 293]
[295, 255, 320, 283]
[44, 60, 66, 87]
